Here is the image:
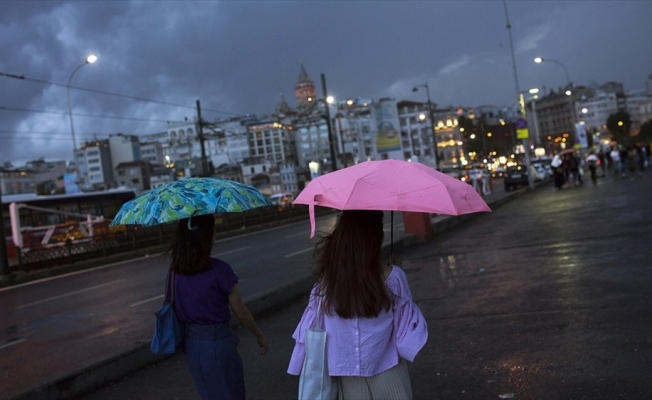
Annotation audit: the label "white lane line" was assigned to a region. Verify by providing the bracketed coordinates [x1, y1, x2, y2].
[211, 246, 250, 257]
[285, 231, 310, 238]
[130, 294, 164, 307]
[284, 248, 313, 258]
[16, 279, 126, 309]
[0, 339, 26, 350]
[0, 256, 152, 293]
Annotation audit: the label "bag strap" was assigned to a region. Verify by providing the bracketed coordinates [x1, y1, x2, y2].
[313, 292, 323, 330]
[165, 270, 176, 305]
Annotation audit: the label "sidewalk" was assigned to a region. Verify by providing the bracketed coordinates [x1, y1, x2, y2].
[12, 182, 535, 400]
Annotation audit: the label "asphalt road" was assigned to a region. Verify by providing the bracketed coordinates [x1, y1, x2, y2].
[83, 171, 652, 400]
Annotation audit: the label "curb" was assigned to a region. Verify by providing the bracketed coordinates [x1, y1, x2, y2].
[11, 184, 544, 399]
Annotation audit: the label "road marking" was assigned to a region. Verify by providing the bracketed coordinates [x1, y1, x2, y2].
[0, 257, 151, 293]
[211, 246, 250, 257]
[130, 294, 164, 307]
[0, 338, 26, 350]
[16, 279, 126, 309]
[285, 231, 310, 238]
[284, 248, 313, 258]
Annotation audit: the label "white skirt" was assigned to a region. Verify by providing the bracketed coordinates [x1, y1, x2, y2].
[336, 358, 412, 400]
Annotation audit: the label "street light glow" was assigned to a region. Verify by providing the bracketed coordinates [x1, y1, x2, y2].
[565, 90, 572, 96]
[582, 108, 588, 113]
[529, 88, 539, 94]
[534, 57, 543, 63]
[86, 54, 98, 64]
[326, 95, 335, 104]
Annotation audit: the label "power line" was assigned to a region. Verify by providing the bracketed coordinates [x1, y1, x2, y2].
[0, 105, 170, 123]
[0, 71, 242, 116]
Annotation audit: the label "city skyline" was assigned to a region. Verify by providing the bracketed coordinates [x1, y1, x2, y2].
[1, 1, 651, 164]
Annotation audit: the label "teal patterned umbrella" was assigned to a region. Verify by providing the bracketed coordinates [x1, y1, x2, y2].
[110, 178, 272, 226]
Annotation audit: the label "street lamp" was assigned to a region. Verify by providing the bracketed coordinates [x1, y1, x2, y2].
[67, 54, 97, 152]
[534, 57, 571, 84]
[534, 56, 578, 146]
[412, 83, 438, 169]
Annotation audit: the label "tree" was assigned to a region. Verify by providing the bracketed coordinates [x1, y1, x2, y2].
[606, 111, 632, 145]
[637, 120, 652, 144]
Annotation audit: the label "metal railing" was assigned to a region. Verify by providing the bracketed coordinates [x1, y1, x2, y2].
[8, 205, 324, 273]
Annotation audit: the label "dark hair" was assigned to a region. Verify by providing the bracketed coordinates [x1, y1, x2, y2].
[313, 210, 391, 319]
[169, 214, 215, 274]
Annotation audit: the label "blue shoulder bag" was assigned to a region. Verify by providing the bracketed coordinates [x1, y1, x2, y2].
[150, 270, 185, 355]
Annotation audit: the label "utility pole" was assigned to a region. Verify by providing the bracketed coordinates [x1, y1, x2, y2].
[196, 100, 209, 177]
[0, 186, 9, 275]
[320, 73, 338, 172]
[504, 0, 534, 190]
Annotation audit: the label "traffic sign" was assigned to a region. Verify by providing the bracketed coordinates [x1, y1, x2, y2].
[515, 117, 528, 129]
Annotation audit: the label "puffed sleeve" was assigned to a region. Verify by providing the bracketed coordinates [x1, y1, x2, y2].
[287, 285, 320, 375]
[387, 267, 428, 362]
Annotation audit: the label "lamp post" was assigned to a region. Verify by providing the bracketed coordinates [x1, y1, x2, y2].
[66, 54, 97, 153]
[320, 73, 338, 172]
[413, 83, 438, 169]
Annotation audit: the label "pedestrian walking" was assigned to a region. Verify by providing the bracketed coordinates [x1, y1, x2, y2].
[567, 152, 583, 186]
[586, 151, 599, 185]
[170, 214, 269, 400]
[288, 210, 428, 399]
[551, 154, 565, 189]
[610, 146, 622, 178]
[619, 145, 629, 177]
[597, 149, 606, 177]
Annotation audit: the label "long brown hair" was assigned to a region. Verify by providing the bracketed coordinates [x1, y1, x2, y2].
[313, 210, 391, 319]
[169, 214, 215, 274]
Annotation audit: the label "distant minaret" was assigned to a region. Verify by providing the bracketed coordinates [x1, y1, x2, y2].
[294, 62, 317, 110]
[276, 93, 291, 116]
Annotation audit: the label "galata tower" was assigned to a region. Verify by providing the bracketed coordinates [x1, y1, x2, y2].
[294, 63, 317, 110]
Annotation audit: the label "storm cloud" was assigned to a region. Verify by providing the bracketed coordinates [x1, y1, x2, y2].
[1, 0, 650, 164]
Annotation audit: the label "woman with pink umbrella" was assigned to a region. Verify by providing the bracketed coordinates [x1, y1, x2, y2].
[287, 210, 427, 399]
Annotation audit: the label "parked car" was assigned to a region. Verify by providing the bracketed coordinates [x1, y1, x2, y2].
[503, 165, 530, 191]
[490, 166, 505, 178]
[440, 166, 464, 181]
[268, 192, 294, 210]
[531, 158, 552, 180]
[531, 164, 547, 181]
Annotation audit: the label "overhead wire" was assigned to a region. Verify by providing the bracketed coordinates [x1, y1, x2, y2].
[0, 71, 242, 116]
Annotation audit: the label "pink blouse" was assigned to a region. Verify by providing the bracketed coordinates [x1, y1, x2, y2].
[287, 266, 428, 377]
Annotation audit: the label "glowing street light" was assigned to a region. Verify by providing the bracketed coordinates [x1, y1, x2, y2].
[67, 54, 98, 151]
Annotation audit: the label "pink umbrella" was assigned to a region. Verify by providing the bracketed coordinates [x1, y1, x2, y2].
[294, 159, 491, 239]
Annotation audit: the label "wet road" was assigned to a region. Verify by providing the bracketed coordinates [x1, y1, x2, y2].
[86, 173, 652, 399]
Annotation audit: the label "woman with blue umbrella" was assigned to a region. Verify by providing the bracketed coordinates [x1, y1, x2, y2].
[170, 214, 268, 400]
[111, 178, 273, 400]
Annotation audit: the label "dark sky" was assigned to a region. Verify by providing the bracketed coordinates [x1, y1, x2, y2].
[1, 0, 650, 165]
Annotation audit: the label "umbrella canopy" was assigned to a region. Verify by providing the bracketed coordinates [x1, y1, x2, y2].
[110, 177, 272, 226]
[558, 149, 577, 156]
[294, 159, 491, 237]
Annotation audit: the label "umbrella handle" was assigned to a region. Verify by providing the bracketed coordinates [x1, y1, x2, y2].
[390, 210, 393, 257]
